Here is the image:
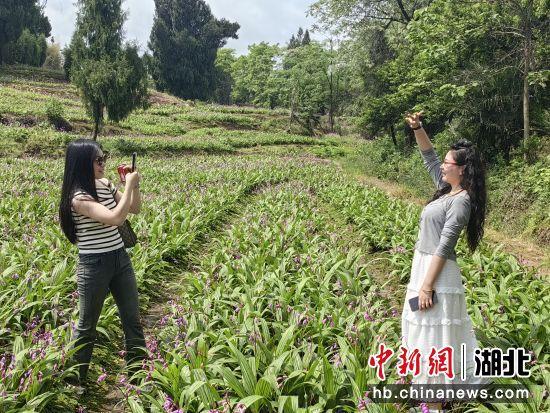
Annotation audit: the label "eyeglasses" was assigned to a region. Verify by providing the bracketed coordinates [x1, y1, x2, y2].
[443, 160, 459, 166]
[95, 154, 108, 166]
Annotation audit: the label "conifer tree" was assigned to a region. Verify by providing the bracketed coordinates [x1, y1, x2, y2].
[0, 0, 51, 64]
[302, 29, 311, 45]
[149, 0, 239, 100]
[70, 0, 149, 140]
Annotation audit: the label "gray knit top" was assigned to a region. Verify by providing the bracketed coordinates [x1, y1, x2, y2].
[414, 147, 471, 261]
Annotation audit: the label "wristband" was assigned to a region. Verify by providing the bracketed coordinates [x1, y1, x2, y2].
[412, 123, 423, 130]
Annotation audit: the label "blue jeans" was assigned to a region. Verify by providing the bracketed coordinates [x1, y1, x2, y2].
[73, 247, 145, 381]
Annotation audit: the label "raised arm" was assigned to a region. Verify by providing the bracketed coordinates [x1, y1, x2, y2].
[405, 111, 433, 151]
[113, 175, 141, 214]
[405, 112, 444, 189]
[72, 172, 141, 226]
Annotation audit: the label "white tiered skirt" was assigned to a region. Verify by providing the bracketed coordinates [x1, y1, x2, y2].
[401, 250, 488, 385]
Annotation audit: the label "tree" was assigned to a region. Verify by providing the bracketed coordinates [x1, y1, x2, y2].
[353, 27, 400, 142]
[288, 34, 299, 49]
[62, 45, 73, 79]
[213, 48, 236, 104]
[0, 0, 51, 64]
[284, 42, 332, 134]
[326, 39, 347, 133]
[288, 27, 312, 49]
[309, 0, 434, 34]
[231, 42, 282, 108]
[149, 0, 239, 100]
[491, 0, 549, 159]
[70, 0, 149, 140]
[302, 29, 311, 45]
[2, 28, 47, 66]
[309, 0, 433, 140]
[360, 0, 549, 160]
[43, 41, 62, 70]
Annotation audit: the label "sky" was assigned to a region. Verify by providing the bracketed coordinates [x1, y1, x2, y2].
[44, 0, 323, 55]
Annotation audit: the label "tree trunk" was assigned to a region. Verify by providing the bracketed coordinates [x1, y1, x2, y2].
[390, 125, 397, 147]
[93, 114, 99, 141]
[288, 95, 294, 131]
[395, 0, 411, 22]
[523, 62, 530, 155]
[328, 70, 334, 133]
[522, 6, 532, 161]
[92, 102, 101, 141]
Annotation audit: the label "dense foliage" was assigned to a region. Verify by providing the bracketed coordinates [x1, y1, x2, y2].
[0, 0, 548, 409]
[68, 0, 149, 139]
[0, 154, 546, 412]
[42, 42, 62, 71]
[211, 0, 549, 160]
[149, 0, 240, 100]
[0, 0, 51, 65]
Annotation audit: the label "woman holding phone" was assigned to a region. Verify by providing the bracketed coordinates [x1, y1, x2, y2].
[402, 112, 488, 412]
[59, 139, 145, 385]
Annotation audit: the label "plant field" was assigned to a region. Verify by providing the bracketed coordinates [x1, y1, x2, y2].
[0, 67, 548, 412]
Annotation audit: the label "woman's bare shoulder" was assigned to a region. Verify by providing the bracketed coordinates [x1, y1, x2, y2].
[71, 192, 95, 213]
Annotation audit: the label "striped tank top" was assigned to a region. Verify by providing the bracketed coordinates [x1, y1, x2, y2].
[71, 179, 124, 254]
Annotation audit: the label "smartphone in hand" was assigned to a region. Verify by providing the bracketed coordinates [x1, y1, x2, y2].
[409, 291, 438, 312]
[117, 153, 137, 183]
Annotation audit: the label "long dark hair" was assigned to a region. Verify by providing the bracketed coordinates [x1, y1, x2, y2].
[59, 139, 102, 244]
[429, 139, 487, 252]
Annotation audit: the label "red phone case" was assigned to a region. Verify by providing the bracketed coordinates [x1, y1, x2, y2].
[117, 164, 127, 183]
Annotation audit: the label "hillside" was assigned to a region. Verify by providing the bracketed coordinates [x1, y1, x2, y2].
[0, 65, 547, 413]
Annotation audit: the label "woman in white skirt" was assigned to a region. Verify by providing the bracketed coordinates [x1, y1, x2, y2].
[402, 112, 488, 412]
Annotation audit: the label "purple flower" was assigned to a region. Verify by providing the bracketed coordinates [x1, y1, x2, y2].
[163, 396, 175, 412]
[331, 353, 342, 368]
[357, 397, 371, 410]
[364, 312, 374, 322]
[233, 403, 246, 413]
[518, 257, 531, 266]
[97, 369, 107, 383]
[146, 338, 159, 354]
[248, 331, 260, 344]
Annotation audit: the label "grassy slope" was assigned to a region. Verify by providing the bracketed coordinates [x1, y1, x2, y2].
[0, 64, 547, 275]
[0, 65, 547, 413]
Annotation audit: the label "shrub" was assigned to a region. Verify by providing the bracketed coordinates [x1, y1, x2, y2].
[45, 98, 71, 131]
[43, 42, 62, 71]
